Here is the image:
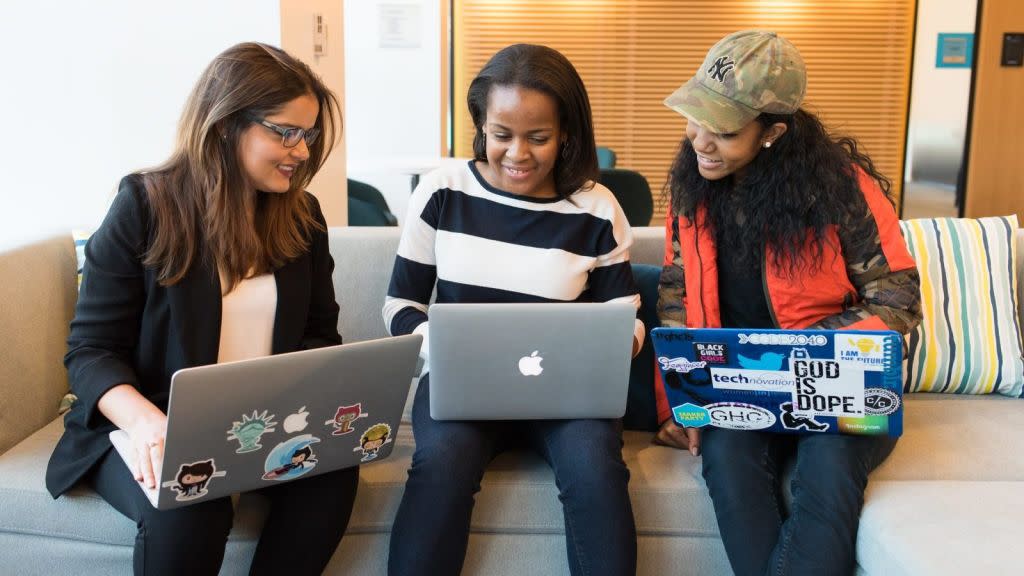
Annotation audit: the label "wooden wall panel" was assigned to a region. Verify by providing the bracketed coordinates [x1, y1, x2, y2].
[454, 0, 915, 224]
[965, 0, 1024, 219]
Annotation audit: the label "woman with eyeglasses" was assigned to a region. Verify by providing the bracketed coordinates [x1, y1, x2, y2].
[45, 42, 355, 575]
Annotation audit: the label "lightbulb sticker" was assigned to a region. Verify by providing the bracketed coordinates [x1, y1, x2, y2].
[835, 335, 887, 371]
[226, 410, 278, 453]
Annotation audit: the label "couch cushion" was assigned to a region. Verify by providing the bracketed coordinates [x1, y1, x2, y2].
[0, 235, 78, 454]
[352, 425, 719, 538]
[901, 217, 1024, 396]
[858, 481, 1024, 575]
[872, 393, 1024, 481]
[0, 418, 267, 549]
[0, 418, 718, 546]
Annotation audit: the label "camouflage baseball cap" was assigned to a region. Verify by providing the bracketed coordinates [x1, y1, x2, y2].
[664, 30, 806, 133]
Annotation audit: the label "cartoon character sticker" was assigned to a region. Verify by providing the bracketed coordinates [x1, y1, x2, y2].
[226, 409, 278, 453]
[163, 459, 227, 501]
[325, 403, 368, 436]
[262, 434, 321, 481]
[354, 423, 392, 462]
[780, 402, 830, 432]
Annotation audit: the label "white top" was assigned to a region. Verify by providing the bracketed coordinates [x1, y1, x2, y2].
[217, 273, 276, 364]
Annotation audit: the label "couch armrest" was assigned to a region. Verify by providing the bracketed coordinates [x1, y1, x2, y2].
[0, 235, 77, 455]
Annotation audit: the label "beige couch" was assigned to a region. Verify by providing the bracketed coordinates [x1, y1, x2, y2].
[1, 226, 1022, 575]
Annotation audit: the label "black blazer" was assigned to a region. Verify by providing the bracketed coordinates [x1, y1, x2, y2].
[45, 175, 342, 497]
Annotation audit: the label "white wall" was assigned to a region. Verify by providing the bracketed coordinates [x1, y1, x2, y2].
[905, 0, 978, 185]
[343, 0, 443, 223]
[0, 1, 280, 249]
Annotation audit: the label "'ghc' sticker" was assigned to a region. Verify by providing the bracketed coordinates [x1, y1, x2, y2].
[863, 388, 901, 415]
[705, 402, 777, 431]
[658, 356, 707, 374]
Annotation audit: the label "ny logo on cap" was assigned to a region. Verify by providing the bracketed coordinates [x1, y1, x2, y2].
[707, 56, 735, 83]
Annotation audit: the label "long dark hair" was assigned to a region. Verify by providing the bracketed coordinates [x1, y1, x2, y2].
[142, 42, 341, 290]
[467, 44, 598, 199]
[667, 109, 891, 274]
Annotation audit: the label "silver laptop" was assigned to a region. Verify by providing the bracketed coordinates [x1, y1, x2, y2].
[109, 334, 421, 510]
[428, 303, 635, 420]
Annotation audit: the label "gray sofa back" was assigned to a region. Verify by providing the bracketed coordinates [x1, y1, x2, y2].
[328, 226, 1024, 346]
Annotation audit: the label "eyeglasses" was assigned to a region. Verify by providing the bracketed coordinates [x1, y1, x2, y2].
[249, 116, 320, 148]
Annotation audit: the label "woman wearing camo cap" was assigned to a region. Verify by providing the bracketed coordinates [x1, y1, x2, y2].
[653, 30, 922, 575]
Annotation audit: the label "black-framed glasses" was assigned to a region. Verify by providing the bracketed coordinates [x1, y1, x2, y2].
[249, 116, 320, 148]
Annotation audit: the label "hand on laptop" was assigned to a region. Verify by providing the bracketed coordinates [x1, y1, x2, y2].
[654, 420, 701, 456]
[127, 414, 167, 489]
[97, 384, 168, 489]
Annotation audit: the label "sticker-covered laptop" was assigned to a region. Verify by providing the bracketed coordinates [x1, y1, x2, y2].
[651, 328, 904, 437]
[109, 334, 421, 510]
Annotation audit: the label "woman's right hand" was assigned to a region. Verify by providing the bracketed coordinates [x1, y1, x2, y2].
[654, 419, 701, 456]
[126, 413, 168, 489]
[97, 384, 168, 489]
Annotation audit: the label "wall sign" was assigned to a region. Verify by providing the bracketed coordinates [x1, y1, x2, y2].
[936, 33, 974, 68]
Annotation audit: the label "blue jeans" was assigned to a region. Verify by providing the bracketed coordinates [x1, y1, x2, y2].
[701, 429, 897, 576]
[388, 374, 637, 576]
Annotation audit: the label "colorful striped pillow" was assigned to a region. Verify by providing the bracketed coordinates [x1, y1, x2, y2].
[900, 216, 1024, 396]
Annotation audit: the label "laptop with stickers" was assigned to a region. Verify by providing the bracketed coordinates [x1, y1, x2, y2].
[427, 302, 636, 420]
[108, 334, 422, 510]
[651, 328, 904, 437]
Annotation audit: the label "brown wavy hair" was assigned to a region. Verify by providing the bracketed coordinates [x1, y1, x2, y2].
[467, 44, 598, 199]
[140, 42, 341, 290]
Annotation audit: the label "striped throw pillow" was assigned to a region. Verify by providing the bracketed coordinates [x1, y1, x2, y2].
[900, 216, 1024, 396]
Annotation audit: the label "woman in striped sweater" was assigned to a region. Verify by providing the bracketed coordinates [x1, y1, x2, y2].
[384, 44, 642, 576]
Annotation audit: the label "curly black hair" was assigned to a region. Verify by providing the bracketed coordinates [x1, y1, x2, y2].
[667, 109, 893, 276]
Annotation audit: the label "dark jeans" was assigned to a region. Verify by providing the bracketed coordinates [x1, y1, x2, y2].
[701, 429, 897, 576]
[388, 374, 637, 576]
[90, 448, 359, 576]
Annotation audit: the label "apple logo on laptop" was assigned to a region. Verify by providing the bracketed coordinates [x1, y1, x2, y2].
[283, 406, 310, 433]
[518, 351, 544, 376]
